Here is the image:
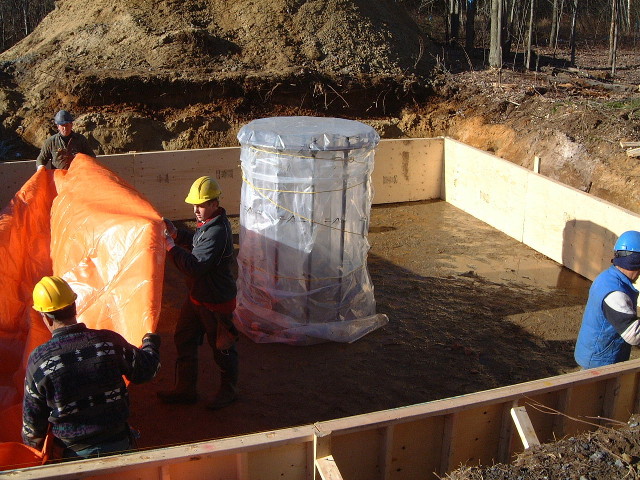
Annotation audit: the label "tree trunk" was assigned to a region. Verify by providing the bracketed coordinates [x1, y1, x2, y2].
[22, 0, 29, 36]
[526, 0, 535, 70]
[609, 0, 619, 74]
[489, 0, 503, 67]
[465, 0, 477, 50]
[449, 0, 461, 41]
[569, 0, 579, 66]
[549, 0, 558, 47]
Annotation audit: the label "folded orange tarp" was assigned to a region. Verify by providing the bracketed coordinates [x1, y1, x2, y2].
[0, 154, 165, 470]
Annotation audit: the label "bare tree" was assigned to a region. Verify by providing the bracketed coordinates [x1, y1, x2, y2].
[0, 0, 54, 53]
[449, 0, 461, 41]
[22, 0, 28, 36]
[609, 0, 619, 75]
[549, 0, 559, 47]
[489, 0, 503, 67]
[465, 0, 477, 50]
[569, 0, 579, 66]
[526, 0, 535, 69]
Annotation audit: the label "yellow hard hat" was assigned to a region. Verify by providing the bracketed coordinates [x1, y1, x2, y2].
[184, 176, 222, 204]
[32, 276, 78, 313]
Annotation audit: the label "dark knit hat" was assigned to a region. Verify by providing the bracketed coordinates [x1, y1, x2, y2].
[613, 251, 640, 271]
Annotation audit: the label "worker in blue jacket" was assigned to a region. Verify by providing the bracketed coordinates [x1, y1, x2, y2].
[575, 230, 640, 369]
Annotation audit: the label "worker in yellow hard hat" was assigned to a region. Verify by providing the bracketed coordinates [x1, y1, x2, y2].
[22, 276, 161, 460]
[158, 176, 239, 410]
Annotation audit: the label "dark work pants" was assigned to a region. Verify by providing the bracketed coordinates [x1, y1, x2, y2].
[174, 298, 238, 389]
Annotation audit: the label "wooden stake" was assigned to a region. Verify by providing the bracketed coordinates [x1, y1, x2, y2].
[511, 406, 540, 449]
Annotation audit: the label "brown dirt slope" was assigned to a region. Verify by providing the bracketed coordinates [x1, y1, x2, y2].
[0, 1, 639, 215]
[0, 0, 434, 153]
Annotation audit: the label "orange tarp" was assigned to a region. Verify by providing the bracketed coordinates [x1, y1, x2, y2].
[0, 154, 165, 470]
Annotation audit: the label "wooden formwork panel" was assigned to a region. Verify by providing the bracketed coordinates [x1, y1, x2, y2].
[244, 443, 310, 480]
[4, 138, 638, 282]
[7, 361, 640, 479]
[105, 147, 242, 219]
[0, 160, 33, 208]
[442, 139, 529, 242]
[516, 390, 565, 446]
[370, 138, 444, 204]
[330, 428, 385, 480]
[1, 139, 443, 219]
[387, 417, 445, 480]
[444, 404, 506, 472]
[523, 172, 640, 281]
[443, 138, 640, 281]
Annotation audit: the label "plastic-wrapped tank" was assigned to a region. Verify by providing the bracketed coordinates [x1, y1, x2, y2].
[234, 116, 388, 345]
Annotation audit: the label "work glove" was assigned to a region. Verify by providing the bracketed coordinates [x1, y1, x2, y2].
[163, 217, 177, 239]
[165, 232, 175, 252]
[142, 332, 161, 350]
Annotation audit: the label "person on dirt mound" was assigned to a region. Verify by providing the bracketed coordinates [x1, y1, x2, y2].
[23, 276, 161, 460]
[158, 176, 239, 410]
[35, 109, 95, 170]
[575, 230, 640, 369]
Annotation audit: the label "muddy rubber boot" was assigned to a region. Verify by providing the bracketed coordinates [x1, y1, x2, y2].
[157, 360, 198, 404]
[206, 382, 238, 410]
[207, 348, 238, 410]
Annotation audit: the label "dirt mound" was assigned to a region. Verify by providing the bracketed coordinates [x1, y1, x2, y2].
[0, 0, 434, 153]
[0, 1, 638, 216]
[446, 414, 640, 480]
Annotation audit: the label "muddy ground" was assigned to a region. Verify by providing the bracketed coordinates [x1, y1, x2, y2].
[125, 200, 640, 479]
[129, 200, 607, 443]
[124, 200, 640, 480]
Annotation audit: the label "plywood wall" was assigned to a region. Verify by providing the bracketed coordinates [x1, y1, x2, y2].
[443, 138, 640, 281]
[0, 139, 445, 218]
[3, 137, 639, 281]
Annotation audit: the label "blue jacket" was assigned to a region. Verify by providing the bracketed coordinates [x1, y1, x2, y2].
[574, 266, 639, 369]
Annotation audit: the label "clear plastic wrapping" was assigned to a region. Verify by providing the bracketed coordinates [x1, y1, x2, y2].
[235, 116, 388, 345]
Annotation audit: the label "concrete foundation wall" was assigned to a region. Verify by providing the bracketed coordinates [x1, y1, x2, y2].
[2, 137, 639, 281]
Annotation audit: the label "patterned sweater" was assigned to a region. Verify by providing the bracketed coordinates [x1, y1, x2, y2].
[22, 323, 160, 449]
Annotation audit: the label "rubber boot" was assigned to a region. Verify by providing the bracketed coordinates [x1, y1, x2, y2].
[157, 359, 198, 404]
[207, 348, 238, 410]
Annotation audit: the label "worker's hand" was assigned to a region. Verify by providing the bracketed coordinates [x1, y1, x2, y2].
[163, 218, 177, 239]
[142, 332, 161, 350]
[36, 164, 45, 171]
[165, 231, 175, 252]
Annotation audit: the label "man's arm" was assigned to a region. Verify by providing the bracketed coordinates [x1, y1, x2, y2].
[603, 290, 640, 345]
[35, 137, 54, 169]
[75, 132, 96, 158]
[170, 224, 229, 278]
[122, 332, 161, 384]
[21, 368, 50, 449]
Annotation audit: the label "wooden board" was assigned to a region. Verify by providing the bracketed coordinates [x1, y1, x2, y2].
[626, 147, 640, 157]
[370, 138, 444, 204]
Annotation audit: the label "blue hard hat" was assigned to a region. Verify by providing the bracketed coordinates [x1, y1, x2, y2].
[54, 110, 74, 125]
[614, 231, 640, 254]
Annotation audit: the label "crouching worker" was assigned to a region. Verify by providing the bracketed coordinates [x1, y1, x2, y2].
[575, 230, 640, 369]
[157, 176, 239, 410]
[22, 276, 161, 460]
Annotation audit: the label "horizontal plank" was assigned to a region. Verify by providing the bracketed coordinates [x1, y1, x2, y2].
[626, 147, 640, 157]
